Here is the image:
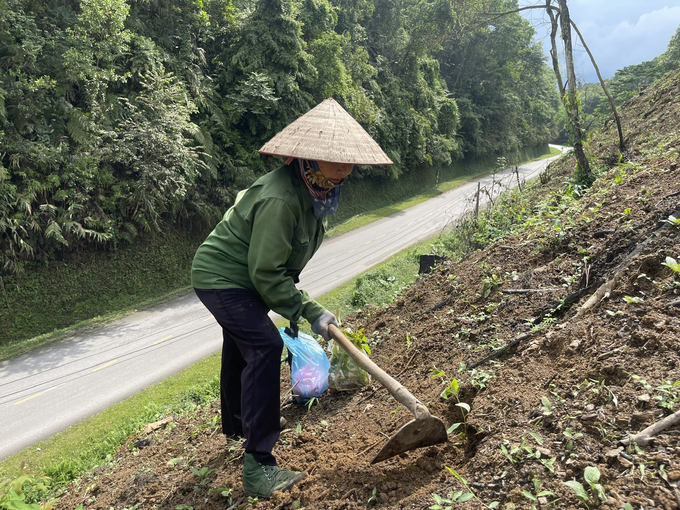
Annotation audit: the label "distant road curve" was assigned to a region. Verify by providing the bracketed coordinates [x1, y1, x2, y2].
[0, 146, 564, 460]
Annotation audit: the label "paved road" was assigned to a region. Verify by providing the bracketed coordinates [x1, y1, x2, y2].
[0, 148, 563, 460]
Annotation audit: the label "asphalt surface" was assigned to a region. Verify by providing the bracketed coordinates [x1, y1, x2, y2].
[0, 148, 564, 460]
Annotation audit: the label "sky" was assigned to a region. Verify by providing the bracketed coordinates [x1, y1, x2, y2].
[519, 1, 680, 83]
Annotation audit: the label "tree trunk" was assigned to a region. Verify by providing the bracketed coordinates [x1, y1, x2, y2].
[556, 0, 590, 174]
[546, 1, 565, 98]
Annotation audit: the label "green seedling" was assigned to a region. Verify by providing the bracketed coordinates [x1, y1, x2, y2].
[662, 256, 680, 273]
[469, 368, 495, 390]
[0, 475, 58, 510]
[305, 397, 319, 412]
[367, 487, 378, 505]
[623, 295, 643, 304]
[563, 427, 583, 451]
[430, 467, 476, 509]
[430, 367, 470, 423]
[209, 486, 233, 503]
[540, 396, 554, 416]
[429, 490, 474, 509]
[522, 477, 556, 510]
[190, 466, 215, 489]
[655, 380, 680, 411]
[564, 466, 606, 508]
[481, 274, 501, 298]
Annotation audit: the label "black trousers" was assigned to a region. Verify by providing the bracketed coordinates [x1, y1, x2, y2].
[194, 288, 283, 465]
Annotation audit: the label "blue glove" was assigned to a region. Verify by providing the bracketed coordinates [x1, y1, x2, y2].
[311, 310, 339, 341]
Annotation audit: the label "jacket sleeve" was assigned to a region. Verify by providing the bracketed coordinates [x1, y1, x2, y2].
[247, 197, 325, 324]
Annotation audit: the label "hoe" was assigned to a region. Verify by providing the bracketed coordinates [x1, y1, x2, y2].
[328, 324, 448, 463]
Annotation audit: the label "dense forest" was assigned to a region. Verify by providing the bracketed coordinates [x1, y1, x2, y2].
[0, 0, 563, 278]
[2, 0, 679, 344]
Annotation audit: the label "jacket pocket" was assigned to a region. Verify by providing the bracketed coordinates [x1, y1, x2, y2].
[287, 235, 311, 270]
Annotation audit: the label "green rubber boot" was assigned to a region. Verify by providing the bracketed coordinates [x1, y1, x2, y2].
[242, 454, 306, 499]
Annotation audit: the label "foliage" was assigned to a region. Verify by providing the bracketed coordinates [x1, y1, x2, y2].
[0, 0, 562, 282]
[564, 466, 607, 508]
[581, 24, 680, 132]
[0, 476, 57, 510]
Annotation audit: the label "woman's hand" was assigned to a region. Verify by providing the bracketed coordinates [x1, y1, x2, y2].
[311, 310, 339, 341]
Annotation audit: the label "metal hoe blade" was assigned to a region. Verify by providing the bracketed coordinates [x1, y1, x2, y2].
[328, 325, 449, 463]
[372, 415, 448, 464]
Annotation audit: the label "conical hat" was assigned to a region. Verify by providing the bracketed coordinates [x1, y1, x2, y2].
[259, 98, 393, 165]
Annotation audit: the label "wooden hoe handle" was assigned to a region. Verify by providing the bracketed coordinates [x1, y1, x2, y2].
[328, 324, 431, 420]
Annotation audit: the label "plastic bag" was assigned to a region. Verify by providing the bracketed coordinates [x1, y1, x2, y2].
[279, 327, 330, 403]
[327, 329, 371, 392]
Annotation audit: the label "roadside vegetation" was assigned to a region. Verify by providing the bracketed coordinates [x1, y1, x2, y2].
[0, 146, 560, 506]
[39, 68, 680, 509]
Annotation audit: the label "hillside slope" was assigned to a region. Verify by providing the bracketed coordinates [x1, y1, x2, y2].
[55, 71, 680, 509]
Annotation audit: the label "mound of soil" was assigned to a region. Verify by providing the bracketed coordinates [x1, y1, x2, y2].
[56, 71, 680, 509]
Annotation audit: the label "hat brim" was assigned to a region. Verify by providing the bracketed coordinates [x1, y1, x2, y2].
[258, 98, 393, 165]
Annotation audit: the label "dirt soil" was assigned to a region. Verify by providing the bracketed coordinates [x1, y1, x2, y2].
[56, 71, 680, 509]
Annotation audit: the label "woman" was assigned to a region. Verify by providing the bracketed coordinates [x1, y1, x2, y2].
[191, 98, 392, 498]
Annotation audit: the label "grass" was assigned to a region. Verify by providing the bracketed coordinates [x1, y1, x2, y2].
[0, 146, 563, 498]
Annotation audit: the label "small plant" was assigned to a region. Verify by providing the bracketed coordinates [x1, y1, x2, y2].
[522, 477, 556, 510]
[481, 274, 501, 298]
[430, 466, 477, 509]
[469, 368, 495, 390]
[662, 256, 680, 273]
[564, 466, 606, 508]
[210, 486, 233, 504]
[540, 396, 554, 416]
[430, 367, 471, 421]
[655, 380, 680, 411]
[367, 487, 378, 505]
[429, 489, 474, 509]
[623, 295, 643, 304]
[167, 457, 184, 467]
[190, 466, 215, 490]
[0, 476, 57, 510]
[563, 427, 583, 451]
[305, 396, 319, 412]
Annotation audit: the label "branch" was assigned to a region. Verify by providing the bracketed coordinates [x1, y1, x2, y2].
[569, 20, 625, 152]
[468, 333, 533, 369]
[577, 214, 677, 316]
[621, 409, 680, 446]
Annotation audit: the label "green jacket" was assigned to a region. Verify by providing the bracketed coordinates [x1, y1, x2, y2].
[191, 165, 327, 324]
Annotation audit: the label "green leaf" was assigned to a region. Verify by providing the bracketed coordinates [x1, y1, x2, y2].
[457, 493, 474, 502]
[564, 480, 589, 501]
[522, 490, 537, 501]
[584, 466, 601, 485]
[456, 402, 470, 413]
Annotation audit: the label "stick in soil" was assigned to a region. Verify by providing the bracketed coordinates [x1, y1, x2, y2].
[468, 333, 533, 369]
[578, 208, 679, 315]
[621, 408, 680, 446]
